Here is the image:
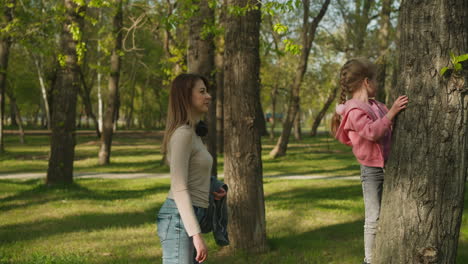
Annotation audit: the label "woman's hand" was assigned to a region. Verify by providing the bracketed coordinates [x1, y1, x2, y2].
[193, 233, 208, 263]
[386, 95, 409, 121]
[213, 187, 227, 200]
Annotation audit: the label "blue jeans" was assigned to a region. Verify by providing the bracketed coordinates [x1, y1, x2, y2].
[157, 198, 204, 264]
[360, 165, 384, 264]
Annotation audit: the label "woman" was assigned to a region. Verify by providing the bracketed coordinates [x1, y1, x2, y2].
[157, 73, 226, 264]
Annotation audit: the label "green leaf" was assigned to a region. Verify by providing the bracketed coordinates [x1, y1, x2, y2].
[450, 51, 456, 64]
[454, 63, 462, 71]
[273, 23, 288, 34]
[456, 54, 468, 62]
[440, 67, 449, 76]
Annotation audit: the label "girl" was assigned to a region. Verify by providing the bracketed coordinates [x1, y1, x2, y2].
[331, 58, 408, 264]
[157, 73, 226, 264]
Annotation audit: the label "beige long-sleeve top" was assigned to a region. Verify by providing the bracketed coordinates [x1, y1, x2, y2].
[167, 125, 213, 236]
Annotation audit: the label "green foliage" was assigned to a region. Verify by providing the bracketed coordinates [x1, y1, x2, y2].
[283, 39, 302, 55]
[440, 52, 468, 76]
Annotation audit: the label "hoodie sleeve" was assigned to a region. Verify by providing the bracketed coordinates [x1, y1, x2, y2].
[346, 109, 392, 142]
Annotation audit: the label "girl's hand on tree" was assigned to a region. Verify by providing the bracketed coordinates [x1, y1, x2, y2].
[213, 187, 226, 200]
[387, 95, 409, 121]
[193, 233, 208, 263]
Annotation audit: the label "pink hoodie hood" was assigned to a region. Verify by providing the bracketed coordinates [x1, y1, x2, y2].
[335, 99, 392, 168]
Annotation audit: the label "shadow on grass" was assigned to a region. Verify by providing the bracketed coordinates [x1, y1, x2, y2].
[265, 183, 363, 211]
[0, 180, 170, 212]
[0, 203, 163, 245]
[269, 218, 363, 250]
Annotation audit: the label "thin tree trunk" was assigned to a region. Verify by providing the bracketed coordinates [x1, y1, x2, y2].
[224, 0, 267, 253]
[310, 86, 338, 136]
[269, 0, 330, 158]
[97, 12, 103, 133]
[33, 56, 51, 129]
[99, 0, 122, 165]
[375, 0, 391, 103]
[269, 84, 278, 140]
[293, 107, 302, 140]
[11, 98, 24, 144]
[9, 97, 16, 126]
[46, 0, 85, 185]
[374, 0, 468, 263]
[5, 81, 23, 143]
[126, 57, 137, 129]
[0, 0, 14, 153]
[78, 68, 100, 137]
[187, 0, 217, 176]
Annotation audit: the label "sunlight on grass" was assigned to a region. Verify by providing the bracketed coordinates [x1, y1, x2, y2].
[1, 178, 467, 264]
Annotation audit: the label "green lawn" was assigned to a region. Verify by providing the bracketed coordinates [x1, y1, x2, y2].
[0, 132, 467, 263]
[0, 132, 359, 177]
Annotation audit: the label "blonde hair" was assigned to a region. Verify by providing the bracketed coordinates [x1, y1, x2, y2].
[331, 58, 377, 136]
[161, 73, 209, 154]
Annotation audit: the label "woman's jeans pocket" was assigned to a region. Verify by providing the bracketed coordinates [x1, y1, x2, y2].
[157, 214, 172, 242]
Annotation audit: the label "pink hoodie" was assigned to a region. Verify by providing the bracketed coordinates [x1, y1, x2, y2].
[335, 98, 392, 168]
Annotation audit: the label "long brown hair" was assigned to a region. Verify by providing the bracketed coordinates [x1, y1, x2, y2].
[161, 73, 209, 154]
[330, 58, 377, 136]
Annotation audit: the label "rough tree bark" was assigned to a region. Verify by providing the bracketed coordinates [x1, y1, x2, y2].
[374, 0, 468, 263]
[187, 0, 217, 176]
[46, 0, 85, 184]
[269, 0, 330, 158]
[98, 0, 123, 165]
[223, 0, 267, 253]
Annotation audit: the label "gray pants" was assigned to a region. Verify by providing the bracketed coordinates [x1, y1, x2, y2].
[360, 165, 384, 264]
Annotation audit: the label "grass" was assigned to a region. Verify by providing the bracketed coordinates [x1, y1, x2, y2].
[0, 131, 467, 263]
[1, 178, 467, 264]
[0, 131, 359, 177]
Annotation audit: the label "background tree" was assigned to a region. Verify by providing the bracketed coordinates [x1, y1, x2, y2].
[187, 0, 217, 176]
[374, 0, 468, 262]
[46, 0, 86, 185]
[98, 0, 123, 165]
[0, 0, 15, 153]
[269, 0, 330, 158]
[223, 0, 267, 253]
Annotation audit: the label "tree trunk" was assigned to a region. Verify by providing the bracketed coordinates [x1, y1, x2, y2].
[310, 86, 338, 136]
[0, 0, 14, 153]
[215, 0, 227, 155]
[256, 93, 268, 137]
[293, 107, 302, 140]
[9, 101, 16, 127]
[269, 84, 278, 140]
[187, 0, 217, 176]
[126, 57, 137, 129]
[215, 48, 224, 154]
[374, 0, 468, 263]
[224, 0, 267, 253]
[78, 68, 100, 137]
[98, 0, 122, 165]
[33, 56, 52, 130]
[375, 0, 391, 103]
[8, 94, 24, 144]
[269, 0, 330, 158]
[46, 0, 85, 185]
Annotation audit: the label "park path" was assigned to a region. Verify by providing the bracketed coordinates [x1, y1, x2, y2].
[0, 172, 359, 180]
